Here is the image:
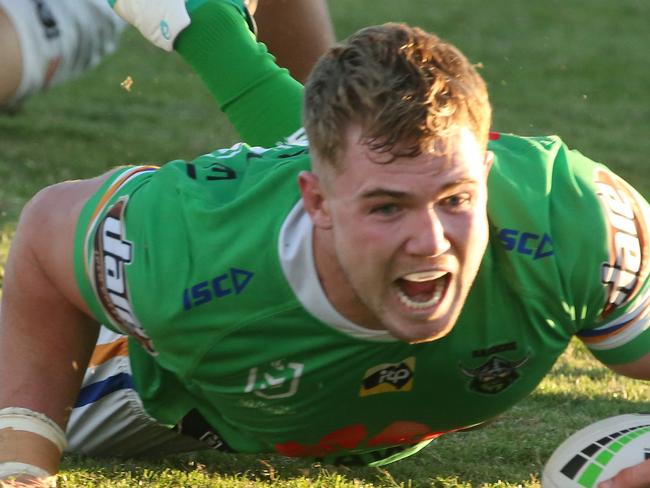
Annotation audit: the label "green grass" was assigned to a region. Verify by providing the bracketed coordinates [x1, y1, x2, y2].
[53, 342, 649, 488]
[1, 0, 650, 486]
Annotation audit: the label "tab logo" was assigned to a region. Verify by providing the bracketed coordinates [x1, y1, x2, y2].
[360, 357, 415, 397]
[93, 198, 156, 354]
[594, 168, 650, 317]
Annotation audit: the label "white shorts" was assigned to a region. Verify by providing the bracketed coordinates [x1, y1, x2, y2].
[0, 0, 126, 106]
[66, 326, 205, 457]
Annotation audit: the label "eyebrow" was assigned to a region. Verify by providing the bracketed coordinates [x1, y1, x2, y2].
[360, 188, 409, 199]
[359, 178, 478, 200]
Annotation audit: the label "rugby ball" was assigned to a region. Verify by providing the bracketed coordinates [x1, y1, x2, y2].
[542, 414, 650, 488]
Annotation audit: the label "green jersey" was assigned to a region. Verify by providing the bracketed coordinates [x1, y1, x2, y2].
[74, 132, 650, 465]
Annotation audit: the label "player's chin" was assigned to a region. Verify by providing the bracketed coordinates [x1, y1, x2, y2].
[394, 320, 455, 344]
[383, 286, 457, 343]
[382, 307, 456, 344]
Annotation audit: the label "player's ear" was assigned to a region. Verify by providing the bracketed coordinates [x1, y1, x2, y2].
[484, 151, 494, 175]
[298, 171, 333, 229]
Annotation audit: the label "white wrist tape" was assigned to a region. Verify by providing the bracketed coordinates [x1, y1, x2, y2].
[112, 0, 191, 51]
[0, 462, 54, 482]
[0, 407, 67, 453]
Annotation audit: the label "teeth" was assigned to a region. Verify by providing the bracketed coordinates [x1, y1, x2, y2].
[397, 280, 445, 310]
[402, 270, 447, 282]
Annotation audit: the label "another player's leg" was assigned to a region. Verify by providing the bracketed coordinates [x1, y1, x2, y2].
[253, 0, 335, 83]
[0, 5, 23, 106]
[0, 0, 125, 110]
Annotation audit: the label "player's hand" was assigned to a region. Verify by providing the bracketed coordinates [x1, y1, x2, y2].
[108, 0, 191, 51]
[598, 459, 650, 488]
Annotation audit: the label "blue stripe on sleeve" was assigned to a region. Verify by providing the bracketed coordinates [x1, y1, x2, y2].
[576, 320, 630, 338]
[74, 373, 134, 408]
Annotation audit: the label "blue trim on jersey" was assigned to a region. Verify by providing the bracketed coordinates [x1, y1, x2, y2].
[74, 373, 134, 407]
[576, 320, 630, 338]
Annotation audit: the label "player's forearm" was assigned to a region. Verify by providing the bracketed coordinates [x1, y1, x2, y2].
[0, 185, 100, 482]
[606, 352, 650, 380]
[0, 298, 95, 482]
[0, 304, 89, 482]
[176, 0, 304, 147]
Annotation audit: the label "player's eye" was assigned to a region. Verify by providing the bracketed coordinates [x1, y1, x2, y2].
[441, 193, 472, 211]
[370, 203, 400, 216]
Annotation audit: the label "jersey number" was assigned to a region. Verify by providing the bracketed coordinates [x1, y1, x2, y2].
[185, 162, 236, 181]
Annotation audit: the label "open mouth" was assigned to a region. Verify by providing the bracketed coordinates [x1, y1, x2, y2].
[396, 270, 450, 311]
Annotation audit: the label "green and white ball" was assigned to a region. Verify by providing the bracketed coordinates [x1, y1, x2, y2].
[542, 414, 650, 488]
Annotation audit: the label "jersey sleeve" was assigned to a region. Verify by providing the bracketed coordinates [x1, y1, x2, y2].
[175, 0, 304, 147]
[555, 143, 650, 365]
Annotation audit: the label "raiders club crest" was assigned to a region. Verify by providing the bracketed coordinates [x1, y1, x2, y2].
[460, 355, 529, 394]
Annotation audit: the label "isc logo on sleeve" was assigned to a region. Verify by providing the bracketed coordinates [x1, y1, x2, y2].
[359, 357, 415, 397]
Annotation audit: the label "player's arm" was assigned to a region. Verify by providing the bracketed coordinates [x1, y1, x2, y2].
[572, 163, 650, 381]
[111, 0, 304, 147]
[177, 0, 304, 146]
[606, 353, 650, 379]
[547, 135, 650, 382]
[567, 160, 650, 488]
[0, 173, 116, 484]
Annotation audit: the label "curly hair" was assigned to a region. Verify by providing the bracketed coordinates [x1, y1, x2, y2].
[303, 23, 491, 168]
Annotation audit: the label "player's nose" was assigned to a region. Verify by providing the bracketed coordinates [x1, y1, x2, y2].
[404, 207, 451, 257]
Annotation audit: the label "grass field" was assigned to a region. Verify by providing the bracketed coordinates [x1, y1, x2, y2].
[1, 0, 649, 486]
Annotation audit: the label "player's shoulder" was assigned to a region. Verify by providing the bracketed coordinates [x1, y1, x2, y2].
[198, 140, 311, 172]
[487, 131, 604, 204]
[488, 132, 569, 176]
[486, 131, 650, 328]
[488, 131, 563, 152]
[486, 132, 609, 294]
[197, 139, 309, 163]
[153, 141, 311, 195]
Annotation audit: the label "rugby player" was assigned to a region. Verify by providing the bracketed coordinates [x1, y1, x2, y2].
[0, 1, 648, 487]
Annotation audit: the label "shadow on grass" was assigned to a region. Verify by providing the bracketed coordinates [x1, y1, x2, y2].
[60, 391, 650, 487]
